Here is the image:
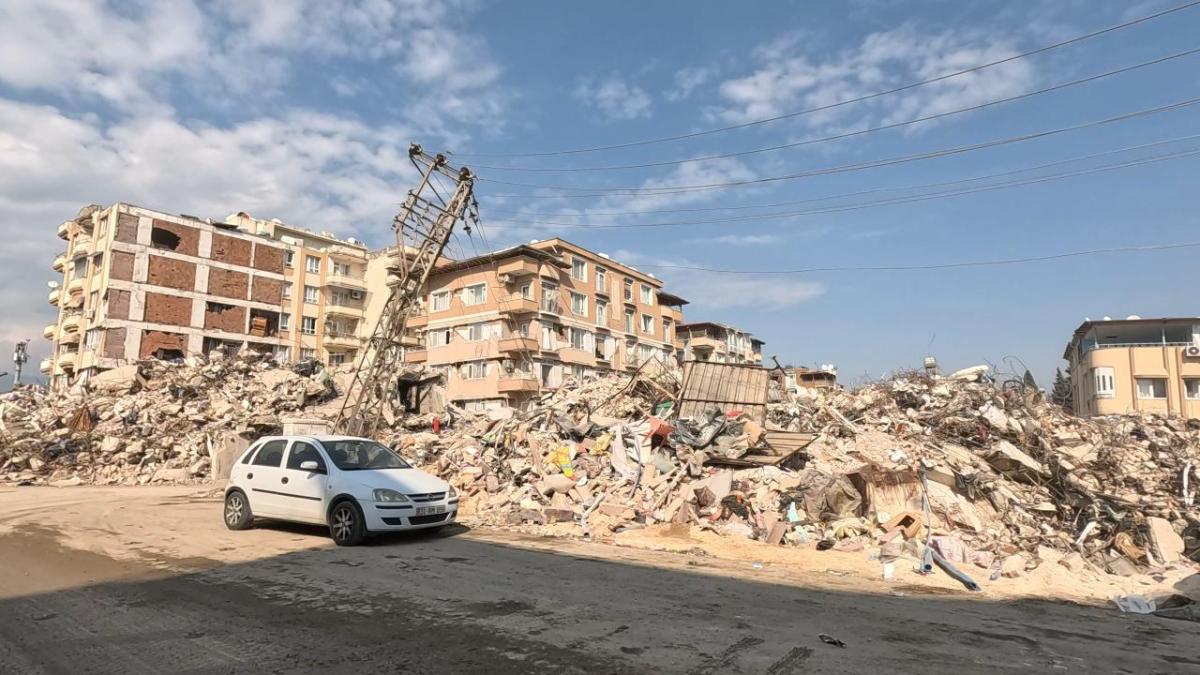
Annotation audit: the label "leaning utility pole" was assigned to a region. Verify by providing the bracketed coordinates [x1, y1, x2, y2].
[335, 144, 475, 438]
[12, 340, 28, 385]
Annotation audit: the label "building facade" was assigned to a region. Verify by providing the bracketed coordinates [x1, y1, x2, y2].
[1064, 317, 1200, 418]
[675, 321, 763, 365]
[401, 239, 687, 411]
[44, 203, 370, 389]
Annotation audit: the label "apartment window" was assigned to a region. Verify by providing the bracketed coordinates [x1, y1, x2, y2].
[519, 282, 532, 299]
[431, 291, 450, 312]
[1136, 377, 1167, 399]
[641, 314, 654, 334]
[570, 291, 587, 317]
[84, 329, 99, 350]
[285, 251, 295, 268]
[463, 282, 487, 306]
[663, 317, 673, 342]
[570, 327, 586, 350]
[571, 364, 586, 379]
[467, 322, 488, 341]
[300, 316, 317, 335]
[463, 361, 488, 380]
[283, 282, 293, 300]
[624, 308, 635, 332]
[1186, 378, 1200, 399]
[305, 255, 320, 273]
[640, 284, 653, 304]
[303, 285, 319, 304]
[280, 313, 291, 330]
[542, 282, 559, 313]
[300, 348, 315, 360]
[571, 257, 587, 281]
[596, 299, 608, 326]
[88, 290, 99, 312]
[73, 258, 87, 278]
[623, 278, 633, 301]
[333, 262, 350, 277]
[1091, 367, 1114, 398]
[330, 353, 347, 365]
[428, 328, 452, 347]
[517, 322, 530, 337]
[595, 267, 607, 292]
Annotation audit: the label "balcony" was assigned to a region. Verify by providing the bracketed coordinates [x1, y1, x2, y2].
[498, 375, 540, 393]
[539, 300, 562, 315]
[325, 303, 365, 319]
[48, 288, 61, 306]
[327, 244, 368, 262]
[67, 277, 85, 295]
[498, 296, 538, 315]
[323, 332, 360, 350]
[498, 336, 538, 353]
[57, 221, 70, 240]
[325, 273, 366, 290]
[403, 349, 428, 364]
[42, 324, 56, 339]
[60, 329, 81, 344]
[405, 312, 428, 328]
[52, 253, 67, 272]
[61, 313, 82, 334]
[57, 351, 77, 369]
[39, 358, 53, 374]
[70, 235, 93, 258]
[498, 257, 539, 277]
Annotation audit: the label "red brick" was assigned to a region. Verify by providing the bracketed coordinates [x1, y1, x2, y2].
[140, 330, 187, 359]
[144, 292, 193, 327]
[211, 233, 252, 266]
[204, 302, 246, 333]
[110, 251, 135, 281]
[149, 219, 199, 256]
[115, 213, 139, 244]
[147, 255, 196, 290]
[207, 268, 248, 300]
[252, 244, 286, 273]
[102, 327, 127, 359]
[106, 289, 131, 320]
[251, 276, 283, 304]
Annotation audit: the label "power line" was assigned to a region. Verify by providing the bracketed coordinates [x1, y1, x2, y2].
[482, 146, 1200, 229]
[484, 134, 1200, 218]
[480, 96, 1200, 195]
[450, 0, 1200, 159]
[468, 47, 1200, 173]
[636, 240, 1200, 275]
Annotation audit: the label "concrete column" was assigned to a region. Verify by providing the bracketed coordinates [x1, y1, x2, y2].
[132, 250, 149, 284]
[125, 328, 141, 360]
[198, 230, 213, 259]
[195, 263, 210, 293]
[136, 217, 152, 246]
[129, 290, 146, 322]
[190, 299, 206, 329]
[187, 334, 204, 354]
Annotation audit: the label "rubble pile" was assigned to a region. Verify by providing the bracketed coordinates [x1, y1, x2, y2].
[0, 351, 339, 485]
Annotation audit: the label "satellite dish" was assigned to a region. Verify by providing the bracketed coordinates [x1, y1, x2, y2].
[47, 281, 59, 289]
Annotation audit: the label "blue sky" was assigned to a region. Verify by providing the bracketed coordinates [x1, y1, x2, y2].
[1, 0, 1198, 387]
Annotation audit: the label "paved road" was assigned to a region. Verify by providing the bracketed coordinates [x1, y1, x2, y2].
[0, 491, 1198, 673]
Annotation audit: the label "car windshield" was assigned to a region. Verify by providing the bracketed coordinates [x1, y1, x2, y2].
[323, 440, 411, 471]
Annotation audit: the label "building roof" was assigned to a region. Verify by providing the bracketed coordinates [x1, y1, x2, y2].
[677, 321, 754, 337]
[531, 238, 666, 287]
[656, 290, 690, 307]
[1062, 316, 1200, 359]
[427, 244, 565, 276]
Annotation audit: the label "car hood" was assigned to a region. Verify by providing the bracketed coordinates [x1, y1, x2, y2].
[353, 468, 448, 495]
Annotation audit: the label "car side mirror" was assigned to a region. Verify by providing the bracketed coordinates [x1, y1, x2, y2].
[299, 460, 322, 473]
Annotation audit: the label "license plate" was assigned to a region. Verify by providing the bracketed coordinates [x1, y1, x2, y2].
[415, 505, 446, 516]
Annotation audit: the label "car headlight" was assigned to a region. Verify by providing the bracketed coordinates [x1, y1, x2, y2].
[373, 489, 410, 503]
[447, 485, 457, 498]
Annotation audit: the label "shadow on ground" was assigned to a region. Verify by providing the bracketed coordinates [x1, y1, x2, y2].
[0, 527, 1197, 674]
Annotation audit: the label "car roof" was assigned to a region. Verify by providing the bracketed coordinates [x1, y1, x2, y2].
[255, 435, 375, 444]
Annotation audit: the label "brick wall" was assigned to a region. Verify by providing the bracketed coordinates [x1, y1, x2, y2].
[140, 330, 187, 359]
[250, 277, 283, 304]
[144, 292, 193, 327]
[204, 302, 246, 333]
[103, 327, 127, 358]
[110, 250, 135, 281]
[211, 233, 252, 266]
[207, 268, 248, 300]
[149, 219, 200, 256]
[252, 244, 286, 273]
[146, 255, 196, 290]
[115, 213, 139, 244]
[107, 289, 131, 320]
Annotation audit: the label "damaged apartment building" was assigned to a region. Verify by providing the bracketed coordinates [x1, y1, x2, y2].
[44, 203, 370, 390]
[401, 239, 687, 411]
[675, 321, 764, 365]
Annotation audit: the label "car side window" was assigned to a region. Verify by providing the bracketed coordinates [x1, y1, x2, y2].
[240, 442, 263, 464]
[251, 440, 287, 467]
[286, 442, 326, 472]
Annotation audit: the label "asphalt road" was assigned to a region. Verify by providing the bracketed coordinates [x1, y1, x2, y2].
[0, 492, 1198, 673]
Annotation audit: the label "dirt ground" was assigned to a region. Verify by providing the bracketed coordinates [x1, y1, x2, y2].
[1, 485, 1197, 674]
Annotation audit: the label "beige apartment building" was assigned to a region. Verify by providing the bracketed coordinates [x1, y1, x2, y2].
[675, 321, 764, 365]
[401, 238, 687, 411]
[44, 203, 371, 389]
[1064, 317, 1200, 418]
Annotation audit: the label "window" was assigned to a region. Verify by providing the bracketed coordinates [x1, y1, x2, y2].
[596, 299, 608, 326]
[88, 290, 99, 312]
[73, 258, 87, 278]
[1136, 377, 1167, 399]
[428, 328, 451, 347]
[641, 314, 654, 334]
[283, 282, 293, 299]
[570, 327, 586, 350]
[541, 282, 559, 313]
[571, 257, 587, 281]
[463, 282, 487, 306]
[301, 316, 317, 335]
[285, 251, 295, 268]
[595, 267, 607, 292]
[519, 282, 532, 299]
[570, 291, 587, 316]
[300, 348, 315, 360]
[640, 284, 653, 304]
[330, 352, 347, 365]
[623, 278, 633, 301]
[639, 344, 655, 362]
[303, 285, 318, 304]
[467, 323, 488, 341]
[1091, 367, 1114, 398]
[324, 440, 411, 470]
[150, 227, 181, 251]
[1186, 379, 1200, 399]
[84, 329, 99, 350]
[333, 262, 351, 277]
[625, 308, 635, 332]
[571, 364, 586, 379]
[517, 322, 530, 337]
[252, 440, 287, 467]
[280, 313, 291, 330]
[663, 317, 673, 342]
[305, 255, 320, 273]
[330, 290, 348, 306]
[463, 361, 488, 379]
[286, 442, 326, 472]
[430, 291, 450, 312]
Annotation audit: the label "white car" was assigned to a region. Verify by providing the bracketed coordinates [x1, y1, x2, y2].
[223, 435, 458, 546]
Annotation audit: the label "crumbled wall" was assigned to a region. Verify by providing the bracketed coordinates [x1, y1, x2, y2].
[144, 292, 193, 327]
[149, 219, 200, 256]
[115, 213, 139, 244]
[203, 302, 246, 333]
[139, 330, 187, 358]
[146, 255, 196, 291]
[102, 327, 127, 358]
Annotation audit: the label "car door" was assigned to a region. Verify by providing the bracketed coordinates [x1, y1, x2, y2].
[278, 440, 329, 524]
[244, 439, 289, 517]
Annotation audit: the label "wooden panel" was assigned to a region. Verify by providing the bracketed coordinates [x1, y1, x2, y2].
[677, 361, 770, 423]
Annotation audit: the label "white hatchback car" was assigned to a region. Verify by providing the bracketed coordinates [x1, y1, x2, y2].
[224, 435, 458, 546]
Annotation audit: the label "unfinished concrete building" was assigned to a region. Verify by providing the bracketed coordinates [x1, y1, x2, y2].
[675, 321, 763, 365]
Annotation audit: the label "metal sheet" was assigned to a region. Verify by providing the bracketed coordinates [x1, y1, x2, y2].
[677, 361, 770, 423]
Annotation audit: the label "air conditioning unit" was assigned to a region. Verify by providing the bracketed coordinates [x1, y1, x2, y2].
[350, 290, 363, 299]
[498, 273, 514, 285]
[1186, 344, 1200, 358]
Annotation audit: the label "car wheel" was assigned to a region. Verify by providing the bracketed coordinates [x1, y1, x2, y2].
[329, 500, 365, 546]
[224, 490, 253, 530]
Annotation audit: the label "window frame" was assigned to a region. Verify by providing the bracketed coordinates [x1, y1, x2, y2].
[570, 291, 588, 317]
[1135, 377, 1167, 400]
[571, 256, 587, 282]
[251, 439, 287, 467]
[463, 282, 487, 306]
[300, 316, 317, 335]
[286, 441, 327, 472]
[305, 255, 320, 274]
[595, 267, 607, 292]
[1185, 378, 1200, 400]
[640, 284, 653, 304]
[303, 285, 319, 304]
[596, 299, 608, 326]
[641, 313, 654, 335]
[467, 322, 488, 342]
[284, 251, 295, 268]
[430, 290, 450, 312]
[463, 361, 488, 380]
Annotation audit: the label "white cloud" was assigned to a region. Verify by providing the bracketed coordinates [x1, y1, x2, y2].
[613, 250, 825, 311]
[574, 75, 652, 121]
[665, 66, 714, 101]
[685, 233, 783, 246]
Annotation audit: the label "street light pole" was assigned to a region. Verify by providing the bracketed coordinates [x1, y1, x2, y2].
[13, 340, 28, 385]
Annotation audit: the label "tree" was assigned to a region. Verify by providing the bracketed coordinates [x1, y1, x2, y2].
[1051, 367, 1073, 409]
